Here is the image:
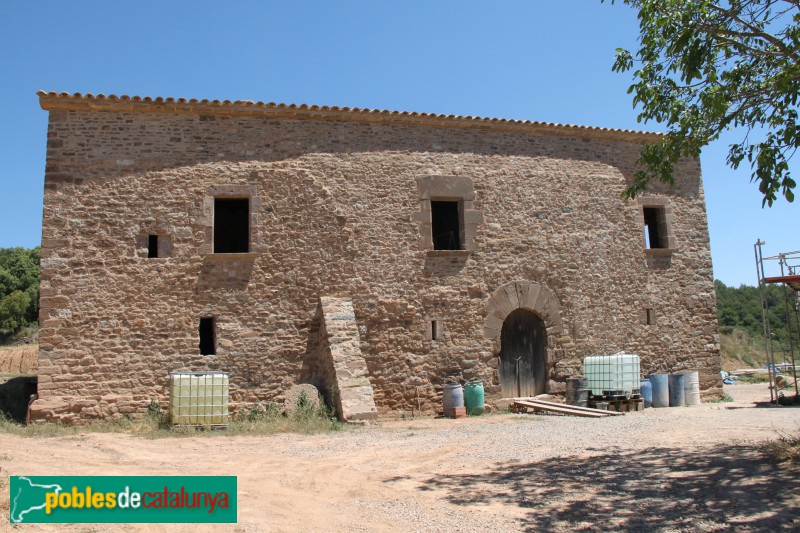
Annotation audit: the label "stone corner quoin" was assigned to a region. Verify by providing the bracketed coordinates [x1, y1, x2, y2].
[32, 91, 720, 423]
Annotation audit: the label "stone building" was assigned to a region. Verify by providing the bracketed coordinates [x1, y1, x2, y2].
[32, 91, 721, 423]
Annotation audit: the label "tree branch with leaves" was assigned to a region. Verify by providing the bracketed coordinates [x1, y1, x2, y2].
[607, 0, 800, 205]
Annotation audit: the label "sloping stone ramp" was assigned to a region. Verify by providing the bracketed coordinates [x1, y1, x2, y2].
[318, 297, 378, 423]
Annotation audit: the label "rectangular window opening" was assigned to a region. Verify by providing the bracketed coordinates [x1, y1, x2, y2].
[643, 207, 665, 249]
[431, 320, 439, 341]
[147, 235, 159, 258]
[646, 308, 655, 326]
[214, 198, 249, 253]
[199, 317, 216, 356]
[431, 201, 462, 250]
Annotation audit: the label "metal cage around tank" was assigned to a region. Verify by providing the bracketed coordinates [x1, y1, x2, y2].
[169, 371, 230, 427]
[584, 354, 641, 398]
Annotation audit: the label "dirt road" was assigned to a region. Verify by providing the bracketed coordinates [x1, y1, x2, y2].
[2, 383, 799, 532]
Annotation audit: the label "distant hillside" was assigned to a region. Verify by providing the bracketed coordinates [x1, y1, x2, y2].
[716, 280, 799, 369]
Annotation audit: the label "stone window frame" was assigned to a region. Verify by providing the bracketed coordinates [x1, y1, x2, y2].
[201, 185, 262, 257]
[413, 175, 482, 253]
[638, 197, 675, 254]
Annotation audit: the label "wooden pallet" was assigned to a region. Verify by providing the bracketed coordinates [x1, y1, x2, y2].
[595, 393, 642, 401]
[512, 398, 622, 418]
[589, 398, 644, 412]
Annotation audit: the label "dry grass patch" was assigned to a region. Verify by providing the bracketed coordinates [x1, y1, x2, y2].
[0, 393, 347, 439]
[763, 428, 800, 463]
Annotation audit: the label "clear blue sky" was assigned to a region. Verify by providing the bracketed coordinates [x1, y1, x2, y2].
[0, 1, 795, 286]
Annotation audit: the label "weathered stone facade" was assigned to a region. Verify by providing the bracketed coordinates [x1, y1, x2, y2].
[33, 91, 721, 423]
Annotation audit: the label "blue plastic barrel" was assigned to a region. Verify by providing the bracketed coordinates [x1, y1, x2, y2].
[443, 383, 464, 418]
[640, 379, 653, 408]
[669, 373, 686, 407]
[649, 374, 669, 408]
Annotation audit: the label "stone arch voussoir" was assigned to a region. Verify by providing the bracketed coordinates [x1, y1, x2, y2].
[483, 281, 564, 344]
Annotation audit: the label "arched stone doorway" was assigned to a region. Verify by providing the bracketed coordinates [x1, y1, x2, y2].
[484, 281, 563, 397]
[499, 309, 547, 397]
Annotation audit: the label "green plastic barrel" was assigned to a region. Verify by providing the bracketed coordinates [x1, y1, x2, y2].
[464, 381, 485, 416]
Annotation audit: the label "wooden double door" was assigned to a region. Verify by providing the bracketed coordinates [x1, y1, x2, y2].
[499, 309, 547, 397]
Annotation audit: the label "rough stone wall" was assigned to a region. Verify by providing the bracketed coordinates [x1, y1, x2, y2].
[34, 97, 720, 422]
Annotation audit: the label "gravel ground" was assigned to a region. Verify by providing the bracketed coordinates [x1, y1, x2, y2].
[2, 382, 799, 532]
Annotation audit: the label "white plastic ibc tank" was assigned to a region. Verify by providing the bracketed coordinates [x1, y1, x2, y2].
[169, 371, 229, 426]
[584, 354, 641, 397]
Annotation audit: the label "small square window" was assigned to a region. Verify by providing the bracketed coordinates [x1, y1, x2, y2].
[199, 317, 216, 355]
[214, 198, 249, 253]
[431, 201, 462, 250]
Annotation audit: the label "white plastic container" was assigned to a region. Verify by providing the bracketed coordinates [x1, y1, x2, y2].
[169, 371, 229, 426]
[584, 354, 641, 397]
[681, 370, 701, 406]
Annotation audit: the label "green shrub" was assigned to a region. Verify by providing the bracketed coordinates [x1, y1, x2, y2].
[707, 392, 734, 403]
[0, 291, 31, 338]
[146, 398, 168, 429]
[226, 393, 343, 435]
[237, 400, 280, 422]
[0, 247, 40, 341]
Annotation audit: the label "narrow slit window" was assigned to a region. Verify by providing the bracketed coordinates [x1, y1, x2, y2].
[431, 320, 439, 341]
[643, 207, 668, 249]
[646, 308, 655, 325]
[199, 317, 216, 355]
[147, 235, 159, 258]
[214, 198, 249, 253]
[431, 201, 461, 250]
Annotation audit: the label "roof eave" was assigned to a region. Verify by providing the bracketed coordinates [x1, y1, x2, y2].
[37, 91, 664, 143]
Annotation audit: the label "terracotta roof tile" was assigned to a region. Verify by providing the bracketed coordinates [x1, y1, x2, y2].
[36, 91, 662, 142]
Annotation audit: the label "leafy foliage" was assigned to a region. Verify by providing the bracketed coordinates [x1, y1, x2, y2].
[715, 279, 798, 354]
[0, 247, 40, 340]
[608, 0, 800, 205]
[0, 291, 31, 338]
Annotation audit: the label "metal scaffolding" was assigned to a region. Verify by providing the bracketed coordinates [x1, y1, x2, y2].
[754, 241, 800, 404]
